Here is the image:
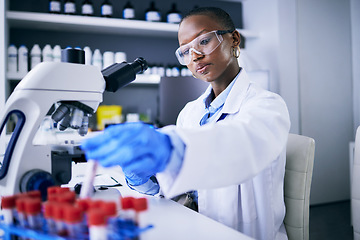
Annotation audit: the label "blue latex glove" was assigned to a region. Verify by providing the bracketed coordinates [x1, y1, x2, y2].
[81, 122, 173, 186]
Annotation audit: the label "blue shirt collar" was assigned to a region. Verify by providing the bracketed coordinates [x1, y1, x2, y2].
[202, 72, 239, 112]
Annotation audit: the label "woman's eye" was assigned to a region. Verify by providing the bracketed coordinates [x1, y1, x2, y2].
[199, 37, 211, 45]
[182, 48, 190, 56]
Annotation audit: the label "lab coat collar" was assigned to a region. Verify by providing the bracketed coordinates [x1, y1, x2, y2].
[221, 68, 250, 115]
[210, 69, 250, 122]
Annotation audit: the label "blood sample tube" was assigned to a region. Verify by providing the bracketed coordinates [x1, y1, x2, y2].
[89, 200, 104, 210]
[56, 187, 71, 194]
[24, 198, 43, 230]
[133, 197, 148, 226]
[57, 191, 76, 205]
[101, 201, 118, 236]
[101, 201, 117, 218]
[88, 210, 108, 240]
[15, 197, 28, 228]
[53, 203, 67, 236]
[64, 205, 84, 238]
[1, 196, 16, 224]
[120, 197, 136, 222]
[44, 202, 57, 234]
[27, 190, 42, 200]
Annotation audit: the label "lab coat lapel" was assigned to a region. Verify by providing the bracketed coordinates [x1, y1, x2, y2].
[214, 69, 251, 122]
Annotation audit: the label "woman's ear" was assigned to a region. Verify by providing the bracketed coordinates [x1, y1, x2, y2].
[232, 30, 241, 47]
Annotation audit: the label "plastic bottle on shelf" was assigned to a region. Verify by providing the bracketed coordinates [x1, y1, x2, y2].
[53, 45, 62, 62]
[64, 0, 76, 15]
[167, 3, 182, 24]
[7, 44, 17, 74]
[123, 1, 135, 20]
[172, 65, 180, 77]
[84, 46, 92, 65]
[30, 44, 42, 69]
[18, 45, 28, 74]
[49, 0, 61, 14]
[158, 64, 165, 77]
[115, 51, 127, 63]
[42, 44, 53, 62]
[103, 51, 115, 69]
[92, 49, 103, 70]
[101, 0, 113, 18]
[81, 0, 94, 16]
[165, 65, 173, 77]
[145, 1, 161, 22]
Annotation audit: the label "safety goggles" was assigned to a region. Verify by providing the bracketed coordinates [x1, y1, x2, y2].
[175, 30, 234, 65]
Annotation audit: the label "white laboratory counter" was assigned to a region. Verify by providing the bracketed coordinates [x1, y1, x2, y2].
[69, 163, 254, 240]
[140, 197, 253, 240]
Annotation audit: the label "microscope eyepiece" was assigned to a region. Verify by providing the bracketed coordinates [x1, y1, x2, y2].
[130, 57, 148, 74]
[102, 57, 148, 92]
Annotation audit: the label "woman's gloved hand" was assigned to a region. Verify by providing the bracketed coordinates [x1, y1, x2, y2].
[81, 122, 173, 186]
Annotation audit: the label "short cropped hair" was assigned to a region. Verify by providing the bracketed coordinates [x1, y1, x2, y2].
[180, 7, 236, 32]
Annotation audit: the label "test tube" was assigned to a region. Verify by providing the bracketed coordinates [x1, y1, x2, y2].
[15, 197, 28, 228]
[44, 202, 57, 234]
[76, 198, 91, 233]
[57, 191, 76, 205]
[133, 198, 148, 226]
[101, 201, 118, 237]
[120, 197, 136, 222]
[1, 196, 16, 224]
[47, 186, 61, 197]
[88, 209, 108, 240]
[26, 190, 41, 200]
[24, 198, 43, 230]
[53, 203, 67, 236]
[64, 205, 84, 238]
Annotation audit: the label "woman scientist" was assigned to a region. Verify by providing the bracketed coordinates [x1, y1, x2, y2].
[81, 7, 290, 240]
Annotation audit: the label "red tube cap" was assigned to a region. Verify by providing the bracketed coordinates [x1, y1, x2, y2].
[133, 198, 148, 212]
[64, 205, 83, 223]
[24, 198, 42, 215]
[1, 196, 16, 209]
[88, 210, 106, 226]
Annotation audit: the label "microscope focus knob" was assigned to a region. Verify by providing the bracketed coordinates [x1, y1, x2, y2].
[20, 169, 55, 200]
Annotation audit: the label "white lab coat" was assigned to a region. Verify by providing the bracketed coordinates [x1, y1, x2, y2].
[157, 70, 290, 240]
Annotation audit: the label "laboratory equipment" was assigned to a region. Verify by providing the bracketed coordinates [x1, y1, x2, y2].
[0, 48, 147, 199]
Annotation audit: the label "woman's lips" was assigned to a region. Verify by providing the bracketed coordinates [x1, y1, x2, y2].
[196, 63, 210, 74]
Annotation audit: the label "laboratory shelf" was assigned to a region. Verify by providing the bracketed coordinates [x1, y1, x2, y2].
[6, 11, 259, 39]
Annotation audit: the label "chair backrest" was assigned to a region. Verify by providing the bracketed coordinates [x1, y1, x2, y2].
[352, 126, 360, 240]
[284, 133, 315, 240]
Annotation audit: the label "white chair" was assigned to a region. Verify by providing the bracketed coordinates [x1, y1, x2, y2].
[352, 126, 360, 240]
[284, 133, 315, 240]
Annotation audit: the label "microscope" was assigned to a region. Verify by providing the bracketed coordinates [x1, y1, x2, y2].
[0, 48, 148, 199]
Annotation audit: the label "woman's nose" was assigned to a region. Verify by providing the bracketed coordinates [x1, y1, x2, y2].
[190, 48, 204, 61]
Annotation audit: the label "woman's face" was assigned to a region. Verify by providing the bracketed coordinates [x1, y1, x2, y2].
[178, 14, 238, 84]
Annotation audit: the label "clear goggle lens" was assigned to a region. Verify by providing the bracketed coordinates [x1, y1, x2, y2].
[175, 30, 233, 65]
